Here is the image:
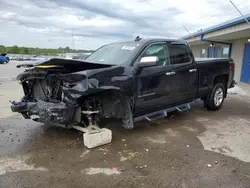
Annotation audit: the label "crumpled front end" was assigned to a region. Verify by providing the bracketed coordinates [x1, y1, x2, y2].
[11, 59, 135, 129]
[11, 69, 81, 127]
[11, 100, 79, 125]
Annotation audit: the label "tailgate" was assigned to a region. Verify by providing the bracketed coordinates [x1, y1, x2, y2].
[228, 59, 235, 88]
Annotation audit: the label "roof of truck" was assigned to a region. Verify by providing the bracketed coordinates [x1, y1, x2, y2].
[111, 38, 186, 45]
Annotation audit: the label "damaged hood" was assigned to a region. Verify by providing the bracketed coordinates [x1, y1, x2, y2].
[16, 58, 134, 101]
[17, 58, 114, 73]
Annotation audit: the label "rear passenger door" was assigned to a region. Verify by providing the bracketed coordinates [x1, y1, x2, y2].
[167, 42, 198, 104]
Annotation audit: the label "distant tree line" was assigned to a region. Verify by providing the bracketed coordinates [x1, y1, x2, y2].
[0, 45, 93, 56]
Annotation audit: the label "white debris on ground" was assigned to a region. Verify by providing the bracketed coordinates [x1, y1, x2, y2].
[119, 151, 138, 162]
[84, 167, 121, 175]
[135, 165, 148, 169]
[0, 155, 47, 175]
[80, 150, 90, 158]
[98, 148, 108, 152]
[228, 85, 246, 95]
[120, 156, 127, 161]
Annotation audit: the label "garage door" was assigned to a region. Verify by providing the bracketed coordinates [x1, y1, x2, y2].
[240, 44, 250, 83]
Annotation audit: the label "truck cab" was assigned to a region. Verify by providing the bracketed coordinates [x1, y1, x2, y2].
[133, 40, 198, 116]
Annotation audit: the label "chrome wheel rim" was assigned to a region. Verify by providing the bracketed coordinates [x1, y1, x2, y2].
[214, 88, 223, 106]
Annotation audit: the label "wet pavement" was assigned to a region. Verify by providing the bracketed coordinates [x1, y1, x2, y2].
[1, 62, 250, 188]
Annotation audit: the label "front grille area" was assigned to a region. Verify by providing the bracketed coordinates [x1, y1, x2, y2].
[32, 80, 48, 100]
[22, 74, 63, 101]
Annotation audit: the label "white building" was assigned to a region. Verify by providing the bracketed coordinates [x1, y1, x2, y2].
[183, 14, 250, 84]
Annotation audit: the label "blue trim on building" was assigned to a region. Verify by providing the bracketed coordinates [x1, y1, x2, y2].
[183, 14, 250, 40]
[200, 34, 232, 45]
[200, 34, 233, 58]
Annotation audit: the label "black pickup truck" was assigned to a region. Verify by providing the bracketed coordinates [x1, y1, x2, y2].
[11, 38, 235, 129]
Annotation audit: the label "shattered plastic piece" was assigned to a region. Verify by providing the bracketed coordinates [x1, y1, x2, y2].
[80, 150, 90, 158]
[98, 148, 108, 152]
[121, 139, 126, 142]
[207, 164, 212, 167]
[120, 157, 127, 161]
[85, 167, 121, 175]
[137, 165, 147, 169]
[186, 145, 190, 148]
[145, 149, 149, 152]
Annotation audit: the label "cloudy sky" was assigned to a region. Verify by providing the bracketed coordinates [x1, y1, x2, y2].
[0, 0, 250, 50]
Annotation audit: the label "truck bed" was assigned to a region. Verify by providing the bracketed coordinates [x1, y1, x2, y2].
[195, 57, 234, 99]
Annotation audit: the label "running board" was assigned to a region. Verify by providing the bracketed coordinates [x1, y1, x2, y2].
[134, 103, 191, 122]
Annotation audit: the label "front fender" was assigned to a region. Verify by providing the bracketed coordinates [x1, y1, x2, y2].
[62, 66, 135, 104]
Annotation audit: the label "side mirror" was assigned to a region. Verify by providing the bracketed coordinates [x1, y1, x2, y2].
[138, 56, 158, 68]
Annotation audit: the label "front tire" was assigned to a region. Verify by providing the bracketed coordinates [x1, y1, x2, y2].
[204, 83, 225, 110]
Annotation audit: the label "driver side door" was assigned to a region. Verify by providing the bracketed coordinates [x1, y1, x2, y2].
[134, 42, 173, 115]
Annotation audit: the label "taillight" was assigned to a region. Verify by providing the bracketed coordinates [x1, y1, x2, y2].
[229, 60, 235, 76]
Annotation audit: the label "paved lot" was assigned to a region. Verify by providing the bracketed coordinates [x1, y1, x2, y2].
[1, 61, 250, 188]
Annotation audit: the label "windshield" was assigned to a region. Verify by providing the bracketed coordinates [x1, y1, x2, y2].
[86, 43, 138, 65]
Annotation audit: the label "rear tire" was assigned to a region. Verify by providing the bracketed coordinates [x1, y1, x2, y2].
[204, 83, 225, 110]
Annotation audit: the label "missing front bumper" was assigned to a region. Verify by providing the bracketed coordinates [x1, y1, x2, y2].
[11, 100, 79, 125]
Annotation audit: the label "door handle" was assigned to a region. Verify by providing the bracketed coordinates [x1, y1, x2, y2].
[166, 71, 176, 76]
[189, 69, 197, 73]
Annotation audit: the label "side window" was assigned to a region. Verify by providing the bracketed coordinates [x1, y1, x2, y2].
[170, 44, 191, 64]
[141, 44, 170, 66]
